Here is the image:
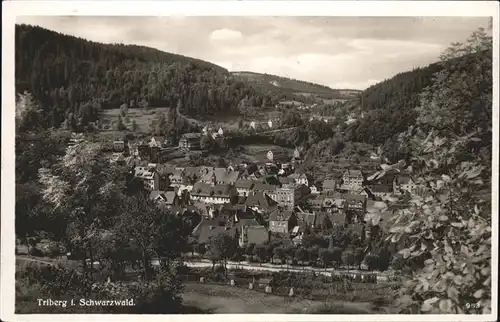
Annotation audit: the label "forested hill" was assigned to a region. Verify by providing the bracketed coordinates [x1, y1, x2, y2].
[340, 45, 491, 150]
[231, 71, 361, 103]
[15, 24, 273, 130]
[343, 63, 442, 145]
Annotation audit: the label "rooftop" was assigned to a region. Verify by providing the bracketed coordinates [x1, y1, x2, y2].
[269, 208, 294, 222]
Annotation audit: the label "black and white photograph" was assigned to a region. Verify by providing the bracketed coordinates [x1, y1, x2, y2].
[1, 1, 498, 320]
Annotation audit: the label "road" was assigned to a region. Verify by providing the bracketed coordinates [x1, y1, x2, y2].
[180, 259, 391, 281]
[258, 127, 299, 134]
[17, 255, 392, 282]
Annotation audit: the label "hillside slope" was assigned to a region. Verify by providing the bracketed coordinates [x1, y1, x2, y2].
[15, 24, 271, 131]
[230, 71, 361, 104]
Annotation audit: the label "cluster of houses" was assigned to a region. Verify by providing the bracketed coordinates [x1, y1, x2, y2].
[112, 135, 416, 249]
[247, 118, 281, 130]
[109, 126, 227, 164]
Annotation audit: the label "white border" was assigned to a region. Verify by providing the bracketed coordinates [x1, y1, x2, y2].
[1, 1, 498, 322]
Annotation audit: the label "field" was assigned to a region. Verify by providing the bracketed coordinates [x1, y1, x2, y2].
[182, 283, 377, 314]
[100, 107, 175, 133]
[240, 144, 293, 163]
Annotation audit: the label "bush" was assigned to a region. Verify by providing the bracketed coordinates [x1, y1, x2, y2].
[30, 247, 44, 257]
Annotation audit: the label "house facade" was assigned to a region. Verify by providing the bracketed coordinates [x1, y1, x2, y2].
[342, 170, 364, 191]
[149, 190, 178, 208]
[393, 174, 415, 194]
[190, 183, 237, 204]
[179, 133, 202, 150]
[239, 225, 269, 247]
[367, 184, 393, 199]
[345, 194, 367, 212]
[274, 184, 311, 209]
[234, 179, 255, 197]
[322, 179, 337, 194]
[134, 166, 160, 191]
[269, 208, 297, 234]
[113, 140, 125, 152]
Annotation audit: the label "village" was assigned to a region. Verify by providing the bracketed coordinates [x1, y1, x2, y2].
[83, 124, 416, 268]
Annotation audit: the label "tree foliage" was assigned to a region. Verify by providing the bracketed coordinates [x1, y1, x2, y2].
[367, 28, 492, 314]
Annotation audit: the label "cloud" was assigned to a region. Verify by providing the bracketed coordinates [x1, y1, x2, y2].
[210, 28, 243, 41]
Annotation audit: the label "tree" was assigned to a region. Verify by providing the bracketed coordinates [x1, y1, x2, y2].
[245, 243, 256, 257]
[115, 115, 127, 131]
[295, 247, 309, 266]
[38, 141, 121, 294]
[115, 192, 161, 280]
[368, 28, 493, 314]
[208, 233, 237, 277]
[283, 246, 295, 266]
[253, 244, 267, 264]
[195, 243, 206, 255]
[131, 120, 138, 132]
[200, 135, 214, 151]
[364, 253, 379, 271]
[308, 246, 320, 266]
[331, 247, 343, 268]
[265, 244, 275, 264]
[16, 91, 43, 132]
[342, 250, 355, 271]
[273, 246, 285, 266]
[149, 113, 167, 135]
[319, 248, 333, 269]
[354, 247, 365, 270]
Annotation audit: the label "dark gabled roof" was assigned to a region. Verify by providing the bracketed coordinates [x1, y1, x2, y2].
[244, 226, 269, 245]
[212, 184, 234, 197]
[197, 225, 237, 245]
[163, 191, 177, 204]
[253, 182, 277, 192]
[314, 211, 332, 229]
[245, 191, 278, 210]
[309, 196, 325, 207]
[344, 169, 363, 177]
[184, 166, 201, 177]
[156, 164, 175, 176]
[279, 176, 295, 185]
[296, 212, 316, 226]
[191, 182, 213, 196]
[180, 132, 202, 140]
[235, 179, 255, 190]
[345, 194, 367, 202]
[368, 184, 393, 193]
[263, 175, 281, 186]
[395, 173, 414, 184]
[327, 212, 346, 226]
[322, 179, 337, 190]
[269, 208, 294, 222]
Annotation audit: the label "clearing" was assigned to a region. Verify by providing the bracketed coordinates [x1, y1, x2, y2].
[100, 107, 174, 133]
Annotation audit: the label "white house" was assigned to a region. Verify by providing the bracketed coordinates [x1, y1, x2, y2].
[393, 174, 416, 194]
[134, 166, 160, 191]
[267, 150, 274, 162]
[268, 120, 273, 128]
[218, 127, 224, 136]
[250, 121, 256, 129]
[342, 169, 364, 191]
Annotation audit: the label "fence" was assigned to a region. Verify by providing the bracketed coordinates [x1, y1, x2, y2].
[177, 273, 390, 302]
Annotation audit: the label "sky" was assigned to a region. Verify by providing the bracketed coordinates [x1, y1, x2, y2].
[16, 16, 491, 90]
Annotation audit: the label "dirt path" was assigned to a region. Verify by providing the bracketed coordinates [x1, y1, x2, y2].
[182, 283, 374, 314]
